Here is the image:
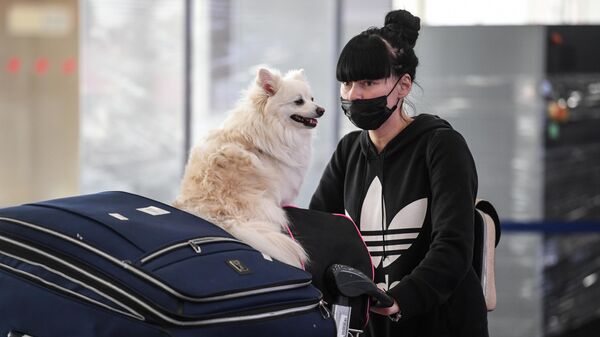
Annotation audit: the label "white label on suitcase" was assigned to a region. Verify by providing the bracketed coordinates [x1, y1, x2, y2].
[109, 213, 129, 220]
[136, 206, 170, 216]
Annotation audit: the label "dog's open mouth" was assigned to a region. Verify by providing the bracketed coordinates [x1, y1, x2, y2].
[290, 115, 318, 128]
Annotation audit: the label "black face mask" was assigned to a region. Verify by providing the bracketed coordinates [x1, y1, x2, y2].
[340, 77, 401, 130]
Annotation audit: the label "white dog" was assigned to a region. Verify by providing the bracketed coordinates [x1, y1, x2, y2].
[173, 67, 324, 268]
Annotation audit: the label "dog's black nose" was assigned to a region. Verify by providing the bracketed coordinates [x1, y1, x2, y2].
[316, 106, 325, 116]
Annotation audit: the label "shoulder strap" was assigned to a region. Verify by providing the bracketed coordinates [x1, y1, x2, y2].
[475, 199, 501, 311]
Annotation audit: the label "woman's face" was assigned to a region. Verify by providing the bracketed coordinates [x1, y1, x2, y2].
[340, 77, 400, 108]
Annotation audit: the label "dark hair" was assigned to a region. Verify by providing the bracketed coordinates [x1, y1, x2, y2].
[336, 9, 421, 83]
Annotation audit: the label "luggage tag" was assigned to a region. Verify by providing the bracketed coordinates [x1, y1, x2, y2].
[331, 304, 351, 337]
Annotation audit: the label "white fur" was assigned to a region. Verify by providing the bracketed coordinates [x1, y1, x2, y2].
[173, 67, 324, 268]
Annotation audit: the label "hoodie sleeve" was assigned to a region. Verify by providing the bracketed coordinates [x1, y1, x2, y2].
[389, 128, 478, 317]
[309, 133, 358, 213]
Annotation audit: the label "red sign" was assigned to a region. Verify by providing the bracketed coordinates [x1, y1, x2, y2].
[35, 58, 50, 74]
[6, 57, 21, 73]
[4, 57, 77, 75]
[62, 58, 76, 74]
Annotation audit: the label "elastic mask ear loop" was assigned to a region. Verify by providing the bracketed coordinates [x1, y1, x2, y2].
[385, 77, 403, 97]
[386, 77, 403, 112]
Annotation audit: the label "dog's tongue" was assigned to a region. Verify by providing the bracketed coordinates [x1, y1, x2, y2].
[305, 118, 317, 127]
[291, 115, 318, 128]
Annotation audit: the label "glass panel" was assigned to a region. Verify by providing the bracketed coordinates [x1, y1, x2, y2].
[80, 0, 184, 202]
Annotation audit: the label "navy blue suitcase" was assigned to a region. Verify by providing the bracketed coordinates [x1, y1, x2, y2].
[0, 191, 335, 337]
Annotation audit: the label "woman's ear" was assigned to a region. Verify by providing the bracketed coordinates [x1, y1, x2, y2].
[397, 73, 413, 98]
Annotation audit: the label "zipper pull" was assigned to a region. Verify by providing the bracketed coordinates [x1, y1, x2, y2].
[319, 300, 331, 319]
[121, 259, 133, 269]
[189, 240, 202, 253]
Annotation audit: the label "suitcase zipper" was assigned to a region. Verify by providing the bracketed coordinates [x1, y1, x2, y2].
[0, 251, 145, 321]
[0, 234, 322, 327]
[8, 331, 34, 337]
[140, 237, 248, 265]
[0, 217, 311, 302]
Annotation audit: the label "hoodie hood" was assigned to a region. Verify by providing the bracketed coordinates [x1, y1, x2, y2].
[360, 114, 452, 159]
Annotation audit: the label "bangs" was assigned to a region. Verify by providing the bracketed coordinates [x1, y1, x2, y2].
[336, 34, 394, 82]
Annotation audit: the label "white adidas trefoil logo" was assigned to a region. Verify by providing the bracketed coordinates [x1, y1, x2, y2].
[379, 274, 400, 292]
[350, 177, 427, 276]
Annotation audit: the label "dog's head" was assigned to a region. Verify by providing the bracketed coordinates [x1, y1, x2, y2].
[252, 67, 324, 129]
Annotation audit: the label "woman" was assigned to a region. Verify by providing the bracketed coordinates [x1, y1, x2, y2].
[309, 9, 489, 337]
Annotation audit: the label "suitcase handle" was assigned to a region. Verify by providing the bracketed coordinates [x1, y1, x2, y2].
[327, 264, 394, 307]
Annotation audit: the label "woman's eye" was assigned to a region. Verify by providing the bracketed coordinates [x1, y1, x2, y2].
[294, 98, 305, 105]
[342, 82, 351, 87]
[365, 81, 374, 86]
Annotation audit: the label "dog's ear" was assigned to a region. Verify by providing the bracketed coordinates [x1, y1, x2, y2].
[286, 69, 306, 82]
[257, 68, 280, 96]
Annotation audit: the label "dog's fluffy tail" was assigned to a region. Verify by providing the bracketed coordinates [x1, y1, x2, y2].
[226, 220, 308, 269]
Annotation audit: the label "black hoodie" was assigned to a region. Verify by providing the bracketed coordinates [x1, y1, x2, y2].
[310, 114, 488, 337]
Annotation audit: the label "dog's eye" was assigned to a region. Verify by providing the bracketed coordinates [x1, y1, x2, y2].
[294, 98, 305, 105]
[311, 97, 314, 101]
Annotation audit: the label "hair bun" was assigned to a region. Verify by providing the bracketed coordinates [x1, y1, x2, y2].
[383, 9, 421, 48]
